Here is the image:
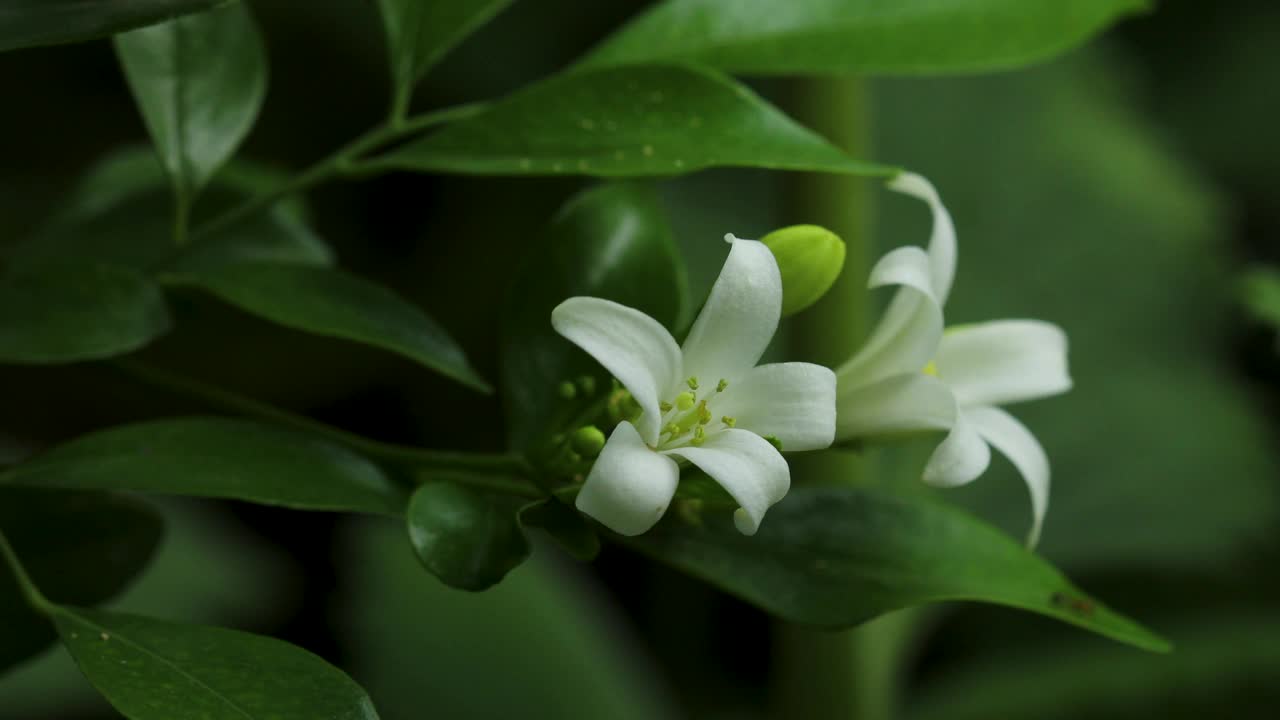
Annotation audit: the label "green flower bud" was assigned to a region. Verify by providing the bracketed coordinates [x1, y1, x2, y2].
[557, 381, 577, 400]
[761, 224, 846, 317]
[571, 425, 607, 458]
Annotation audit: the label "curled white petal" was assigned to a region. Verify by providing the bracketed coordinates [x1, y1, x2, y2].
[935, 320, 1072, 407]
[836, 246, 944, 386]
[552, 297, 681, 444]
[921, 409, 991, 489]
[835, 372, 955, 440]
[575, 422, 679, 536]
[680, 236, 782, 384]
[887, 171, 956, 304]
[664, 428, 789, 535]
[968, 405, 1050, 548]
[714, 362, 836, 451]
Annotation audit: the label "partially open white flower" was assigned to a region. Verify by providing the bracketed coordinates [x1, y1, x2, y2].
[552, 236, 836, 537]
[835, 173, 1071, 546]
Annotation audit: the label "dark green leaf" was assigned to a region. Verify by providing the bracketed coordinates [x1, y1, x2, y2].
[582, 0, 1148, 75]
[161, 263, 491, 393]
[501, 182, 686, 449]
[338, 520, 675, 720]
[53, 607, 380, 720]
[0, 0, 226, 52]
[519, 498, 601, 561]
[378, 0, 514, 114]
[1, 417, 405, 515]
[0, 262, 171, 364]
[0, 489, 162, 673]
[407, 482, 529, 591]
[366, 65, 894, 178]
[7, 147, 332, 273]
[114, 2, 266, 205]
[628, 484, 1169, 652]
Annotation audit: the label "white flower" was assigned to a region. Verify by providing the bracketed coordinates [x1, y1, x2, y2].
[834, 173, 1071, 546]
[552, 236, 836, 537]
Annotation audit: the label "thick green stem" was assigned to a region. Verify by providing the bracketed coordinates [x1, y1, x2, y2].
[0, 529, 55, 615]
[109, 361, 531, 480]
[774, 77, 909, 720]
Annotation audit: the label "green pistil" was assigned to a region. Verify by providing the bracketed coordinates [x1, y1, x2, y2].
[675, 391, 696, 410]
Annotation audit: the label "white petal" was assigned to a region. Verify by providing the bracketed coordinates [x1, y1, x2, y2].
[935, 320, 1072, 407]
[921, 409, 992, 489]
[835, 246, 944, 387]
[967, 405, 1050, 548]
[835, 372, 955, 440]
[575, 421, 679, 536]
[663, 428, 789, 535]
[712, 362, 836, 451]
[680, 236, 781, 384]
[552, 297, 681, 444]
[888, 171, 956, 304]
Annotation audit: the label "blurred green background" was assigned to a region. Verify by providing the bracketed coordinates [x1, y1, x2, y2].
[2, 0, 1279, 718]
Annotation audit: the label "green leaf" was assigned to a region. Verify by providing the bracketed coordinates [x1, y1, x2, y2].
[519, 498, 601, 561]
[0, 262, 171, 364]
[114, 2, 266, 209]
[378, 0, 514, 115]
[406, 482, 529, 591]
[339, 519, 675, 720]
[501, 182, 686, 449]
[53, 607, 380, 720]
[365, 65, 894, 178]
[1239, 266, 1280, 333]
[161, 263, 491, 393]
[582, 0, 1148, 75]
[1, 417, 405, 515]
[0, 489, 162, 673]
[0, 0, 226, 52]
[7, 147, 332, 273]
[627, 484, 1169, 652]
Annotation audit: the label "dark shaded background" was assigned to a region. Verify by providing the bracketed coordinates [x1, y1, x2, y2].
[2, 0, 1278, 718]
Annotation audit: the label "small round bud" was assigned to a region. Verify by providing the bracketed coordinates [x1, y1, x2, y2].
[558, 381, 578, 400]
[577, 375, 597, 396]
[761, 224, 846, 317]
[570, 425, 607, 458]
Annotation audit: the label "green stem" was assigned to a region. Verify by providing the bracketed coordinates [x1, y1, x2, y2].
[109, 360, 531, 480]
[0, 529, 55, 615]
[191, 102, 488, 240]
[774, 76, 908, 720]
[173, 194, 190, 247]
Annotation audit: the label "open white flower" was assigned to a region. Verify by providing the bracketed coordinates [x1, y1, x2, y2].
[552, 236, 836, 537]
[834, 173, 1071, 546]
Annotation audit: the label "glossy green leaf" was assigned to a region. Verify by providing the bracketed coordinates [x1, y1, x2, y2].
[519, 498, 601, 561]
[1239, 266, 1280, 334]
[114, 2, 266, 207]
[0, 489, 162, 673]
[628, 484, 1169, 652]
[0, 263, 171, 364]
[378, 0, 514, 115]
[161, 263, 491, 393]
[53, 607, 380, 720]
[583, 0, 1148, 75]
[501, 183, 686, 449]
[366, 65, 894, 178]
[338, 520, 675, 720]
[406, 482, 529, 591]
[7, 147, 332, 273]
[0, 0, 226, 52]
[1, 417, 404, 515]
